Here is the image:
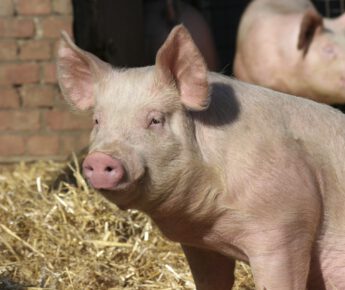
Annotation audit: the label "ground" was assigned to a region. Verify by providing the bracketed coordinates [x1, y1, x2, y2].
[0, 160, 254, 290]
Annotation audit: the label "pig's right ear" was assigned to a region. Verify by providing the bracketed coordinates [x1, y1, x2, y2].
[297, 8, 323, 52]
[155, 25, 209, 111]
[57, 31, 112, 110]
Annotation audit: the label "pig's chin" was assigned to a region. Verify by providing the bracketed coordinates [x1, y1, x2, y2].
[94, 173, 147, 210]
[98, 185, 141, 210]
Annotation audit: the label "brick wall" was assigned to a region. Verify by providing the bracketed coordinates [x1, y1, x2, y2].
[0, 0, 92, 162]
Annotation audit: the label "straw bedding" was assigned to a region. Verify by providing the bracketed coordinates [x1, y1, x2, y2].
[0, 158, 254, 290]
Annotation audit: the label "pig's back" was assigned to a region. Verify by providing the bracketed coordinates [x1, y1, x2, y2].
[236, 78, 345, 165]
[228, 76, 345, 179]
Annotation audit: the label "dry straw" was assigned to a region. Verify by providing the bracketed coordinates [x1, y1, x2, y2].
[0, 158, 254, 289]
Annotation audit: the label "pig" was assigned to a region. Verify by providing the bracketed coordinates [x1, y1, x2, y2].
[144, 0, 219, 70]
[57, 25, 345, 289]
[234, 0, 345, 104]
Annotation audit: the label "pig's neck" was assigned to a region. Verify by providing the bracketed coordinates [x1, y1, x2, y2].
[146, 124, 227, 244]
[147, 158, 226, 243]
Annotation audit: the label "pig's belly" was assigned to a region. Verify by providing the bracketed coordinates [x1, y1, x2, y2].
[309, 237, 345, 289]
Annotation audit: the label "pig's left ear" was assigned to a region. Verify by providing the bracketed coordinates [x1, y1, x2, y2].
[155, 25, 209, 111]
[297, 8, 323, 51]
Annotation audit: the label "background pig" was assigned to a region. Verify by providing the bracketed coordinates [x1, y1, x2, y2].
[58, 25, 345, 289]
[234, 0, 345, 104]
[144, 0, 219, 71]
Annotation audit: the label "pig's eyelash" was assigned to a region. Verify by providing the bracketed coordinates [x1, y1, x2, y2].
[93, 117, 100, 127]
[147, 112, 165, 129]
[150, 118, 161, 125]
[149, 117, 164, 128]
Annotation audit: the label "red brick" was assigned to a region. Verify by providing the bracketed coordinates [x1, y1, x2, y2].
[0, 18, 35, 37]
[45, 110, 92, 131]
[52, 0, 72, 14]
[52, 39, 61, 58]
[27, 134, 59, 155]
[54, 92, 68, 108]
[0, 135, 25, 155]
[0, 63, 40, 85]
[39, 16, 72, 38]
[0, 40, 17, 61]
[19, 40, 51, 60]
[0, 0, 14, 16]
[20, 84, 56, 107]
[60, 133, 90, 154]
[0, 111, 40, 131]
[16, 0, 51, 15]
[42, 62, 57, 83]
[0, 87, 20, 108]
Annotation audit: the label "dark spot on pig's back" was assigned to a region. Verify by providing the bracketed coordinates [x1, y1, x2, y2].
[192, 82, 240, 126]
[332, 103, 345, 114]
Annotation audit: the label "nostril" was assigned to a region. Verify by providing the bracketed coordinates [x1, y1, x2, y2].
[84, 165, 94, 171]
[83, 164, 94, 179]
[105, 166, 114, 172]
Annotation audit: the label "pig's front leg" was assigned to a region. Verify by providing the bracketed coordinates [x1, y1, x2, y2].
[182, 245, 235, 290]
[248, 231, 313, 290]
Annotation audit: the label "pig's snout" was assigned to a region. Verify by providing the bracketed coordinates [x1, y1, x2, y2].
[82, 152, 125, 190]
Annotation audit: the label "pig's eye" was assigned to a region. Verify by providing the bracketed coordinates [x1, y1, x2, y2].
[147, 111, 164, 129]
[150, 118, 161, 125]
[94, 119, 99, 125]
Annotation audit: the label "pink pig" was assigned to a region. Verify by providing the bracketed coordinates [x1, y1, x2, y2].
[234, 0, 345, 104]
[57, 25, 345, 289]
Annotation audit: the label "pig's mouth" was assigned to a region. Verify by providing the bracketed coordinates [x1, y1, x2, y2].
[96, 170, 147, 210]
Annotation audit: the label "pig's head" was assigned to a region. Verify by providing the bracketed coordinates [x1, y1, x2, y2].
[297, 8, 345, 103]
[57, 25, 209, 210]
